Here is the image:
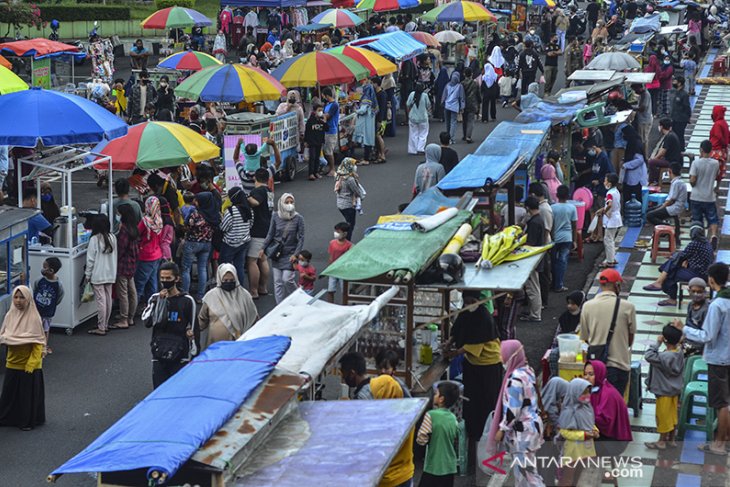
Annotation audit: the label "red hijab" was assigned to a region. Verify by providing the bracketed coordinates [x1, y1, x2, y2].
[586, 360, 633, 441]
[711, 105, 730, 151]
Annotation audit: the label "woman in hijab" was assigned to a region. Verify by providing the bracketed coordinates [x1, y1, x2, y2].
[354, 79, 378, 163]
[334, 158, 363, 241]
[219, 187, 252, 283]
[442, 71, 465, 144]
[262, 193, 305, 304]
[557, 378, 599, 486]
[643, 222, 714, 306]
[481, 63, 500, 123]
[370, 375, 415, 487]
[541, 376, 569, 435]
[40, 182, 60, 224]
[540, 163, 560, 203]
[199, 263, 257, 347]
[584, 360, 633, 457]
[413, 144, 445, 196]
[275, 90, 305, 149]
[282, 38, 294, 59]
[519, 82, 542, 111]
[433, 67, 449, 122]
[445, 290, 502, 462]
[644, 55, 661, 115]
[135, 196, 164, 305]
[489, 45, 506, 76]
[0, 286, 46, 430]
[406, 83, 431, 155]
[182, 192, 219, 301]
[710, 105, 729, 185]
[487, 340, 545, 487]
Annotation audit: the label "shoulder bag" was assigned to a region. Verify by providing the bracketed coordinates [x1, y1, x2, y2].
[587, 297, 622, 363]
[264, 219, 294, 260]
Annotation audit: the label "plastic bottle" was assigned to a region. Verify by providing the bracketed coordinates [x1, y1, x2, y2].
[625, 194, 643, 228]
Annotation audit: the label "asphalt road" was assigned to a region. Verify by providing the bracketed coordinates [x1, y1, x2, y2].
[0, 52, 604, 486]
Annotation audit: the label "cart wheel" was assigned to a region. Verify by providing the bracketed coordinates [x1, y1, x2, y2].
[283, 155, 297, 182]
[65, 328, 73, 336]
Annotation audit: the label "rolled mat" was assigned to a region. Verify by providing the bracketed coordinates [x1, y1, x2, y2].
[697, 77, 730, 85]
[441, 223, 473, 255]
[411, 207, 459, 233]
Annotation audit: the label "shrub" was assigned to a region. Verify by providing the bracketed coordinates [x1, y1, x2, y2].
[39, 5, 131, 21]
[0, 3, 43, 30]
[155, 0, 195, 9]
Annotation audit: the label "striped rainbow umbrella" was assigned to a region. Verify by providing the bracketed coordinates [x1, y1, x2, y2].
[93, 122, 220, 170]
[158, 50, 222, 71]
[422, 1, 497, 23]
[272, 51, 369, 88]
[328, 45, 397, 76]
[311, 8, 364, 28]
[175, 63, 286, 103]
[141, 7, 212, 29]
[356, 0, 420, 12]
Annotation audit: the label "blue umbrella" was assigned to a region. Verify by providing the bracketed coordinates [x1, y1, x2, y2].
[0, 87, 128, 147]
[294, 23, 330, 32]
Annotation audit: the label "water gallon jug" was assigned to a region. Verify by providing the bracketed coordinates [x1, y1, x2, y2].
[626, 194, 643, 227]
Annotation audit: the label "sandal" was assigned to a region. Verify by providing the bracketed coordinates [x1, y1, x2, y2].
[657, 299, 677, 307]
[643, 284, 662, 292]
[699, 444, 728, 456]
[109, 323, 129, 330]
[87, 329, 106, 336]
[645, 441, 666, 450]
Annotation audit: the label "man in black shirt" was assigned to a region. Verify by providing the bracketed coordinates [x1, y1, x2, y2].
[649, 118, 683, 183]
[544, 35, 561, 95]
[143, 262, 198, 389]
[246, 168, 273, 299]
[521, 197, 544, 323]
[586, 0, 601, 31]
[439, 132, 460, 174]
[518, 40, 544, 95]
[670, 76, 691, 152]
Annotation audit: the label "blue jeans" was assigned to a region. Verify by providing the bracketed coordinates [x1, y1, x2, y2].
[219, 241, 249, 285]
[182, 240, 212, 300]
[444, 109, 457, 142]
[135, 259, 160, 304]
[551, 242, 572, 290]
[691, 200, 719, 226]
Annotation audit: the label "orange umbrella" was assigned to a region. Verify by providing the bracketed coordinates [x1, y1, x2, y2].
[408, 32, 440, 48]
[0, 55, 11, 70]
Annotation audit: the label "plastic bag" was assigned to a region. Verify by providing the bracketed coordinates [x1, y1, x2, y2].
[81, 282, 94, 303]
[587, 214, 599, 233]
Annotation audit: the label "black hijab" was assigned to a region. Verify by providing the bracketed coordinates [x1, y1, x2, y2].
[194, 191, 221, 227]
[451, 291, 499, 346]
[228, 186, 252, 222]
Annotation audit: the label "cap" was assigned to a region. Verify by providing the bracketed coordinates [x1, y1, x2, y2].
[598, 269, 623, 284]
[688, 277, 707, 289]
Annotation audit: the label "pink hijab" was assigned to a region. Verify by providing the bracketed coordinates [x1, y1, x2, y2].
[486, 340, 526, 456]
[540, 164, 560, 203]
[587, 360, 633, 441]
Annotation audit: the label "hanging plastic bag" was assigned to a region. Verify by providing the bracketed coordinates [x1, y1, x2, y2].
[587, 214, 599, 233]
[81, 282, 94, 303]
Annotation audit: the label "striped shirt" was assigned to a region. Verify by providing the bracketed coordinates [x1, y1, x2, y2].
[220, 205, 251, 247]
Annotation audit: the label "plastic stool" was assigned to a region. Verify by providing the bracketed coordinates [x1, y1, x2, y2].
[713, 56, 728, 76]
[682, 356, 708, 397]
[628, 360, 643, 417]
[678, 381, 715, 441]
[647, 192, 668, 209]
[651, 225, 676, 263]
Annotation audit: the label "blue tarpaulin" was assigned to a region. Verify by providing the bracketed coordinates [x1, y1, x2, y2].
[475, 120, 551, 161]
[403, 187, 462, 215]
[52, 336, 291, 481]
[629, 14, 661, 33]
[438, 150, 520, 190]
[349, 31, 426, 61]
[294, 23, 330, 32]
[514, 100, 586, 125]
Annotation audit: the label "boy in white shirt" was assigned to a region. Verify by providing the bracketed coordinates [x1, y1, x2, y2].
[597, 173, 622, 268]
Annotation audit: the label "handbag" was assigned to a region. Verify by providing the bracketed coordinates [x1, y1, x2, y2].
[587, 297, 622, 363]
[151, 333, 188, 362]
[264, 220, 293, 260]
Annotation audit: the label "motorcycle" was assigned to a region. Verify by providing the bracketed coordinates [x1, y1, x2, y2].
[49, 19, 59, 41]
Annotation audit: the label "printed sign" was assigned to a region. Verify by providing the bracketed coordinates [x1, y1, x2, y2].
[32, 58, 51, 89]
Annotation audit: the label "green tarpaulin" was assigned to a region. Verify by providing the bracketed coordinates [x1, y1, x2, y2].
[322, 211, 471, 281]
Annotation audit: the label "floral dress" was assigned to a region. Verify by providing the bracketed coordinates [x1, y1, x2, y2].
[499, 366, 545, 487]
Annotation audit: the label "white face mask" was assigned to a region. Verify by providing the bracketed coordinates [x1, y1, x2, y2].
[283, 203, 295, 212]
[334, 231, 342, 239]
[316, 111, 324, 117]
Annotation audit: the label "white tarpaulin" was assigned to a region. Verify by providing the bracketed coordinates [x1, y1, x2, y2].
[240, 287, 399, 378]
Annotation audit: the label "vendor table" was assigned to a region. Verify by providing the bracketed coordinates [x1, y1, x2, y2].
[18, 146, 113, 333]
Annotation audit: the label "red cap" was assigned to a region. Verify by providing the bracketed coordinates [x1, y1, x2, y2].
[598, 268, 623, 284]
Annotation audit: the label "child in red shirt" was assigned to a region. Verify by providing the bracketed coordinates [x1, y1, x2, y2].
[293, 250, 316, 294]
[327, 222, 353, 302]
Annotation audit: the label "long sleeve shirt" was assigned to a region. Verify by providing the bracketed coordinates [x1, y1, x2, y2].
[622, 153, 648, 186]
[683, 296, 730, 365]
[644, 342, 684, 396]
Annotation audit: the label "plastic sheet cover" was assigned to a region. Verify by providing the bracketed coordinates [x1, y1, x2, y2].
[403, 187, 462, 215]
[629, 14, 661, 33]
[349, 31, 426, 61]
[323, 210, 471, 280]
[52, 337, 291, 479]
[437, 150, 520, 190]
[514, 100, 586, 125]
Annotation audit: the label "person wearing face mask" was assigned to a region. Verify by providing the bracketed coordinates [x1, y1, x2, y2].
[128, 71, 158, 125]
[679, 277, 710, 356]
[261, 193, 305, 304]
[143, 262, 198, 389]
[39, 182, 60, 224]
[275, 90, 305, 150]
[444, 290, 503, 470]
[580, 269, 637, 396]
[669, 75, 690, 152]
[198, 263, 257, 349]
[556, 378, 599, 486]
[155, 75, 175, 114]
[543, 35, 560, 95]
[582, 360, 632, 458]
[304, 103, 326, 180]
[656, 56, 674, 116]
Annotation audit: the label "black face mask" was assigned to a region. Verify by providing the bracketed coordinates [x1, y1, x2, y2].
[221, 281, 237, 292]
[160, 280, 176, 290]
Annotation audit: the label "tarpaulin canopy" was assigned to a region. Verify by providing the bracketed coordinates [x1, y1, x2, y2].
[629, 13, 661, 33]
[349, 31, 426, 61]
[437, 150, 521, 191]
[0, 38, 84, 60]
[52, 337, 291, 482]
[514, 100, 587, 125]
[403, 187, 463, 215]
[323, 210, 470, 280]
[465, 120, 550, 164]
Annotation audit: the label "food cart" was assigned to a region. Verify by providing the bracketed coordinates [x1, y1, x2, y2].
[17, 146, 113, 333]
[0, 207, 39, 318]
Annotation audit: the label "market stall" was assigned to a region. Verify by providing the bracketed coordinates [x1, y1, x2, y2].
[18, 146, 114, 333]
[0, 207, 40, 318]
[0, 38, 85, 88]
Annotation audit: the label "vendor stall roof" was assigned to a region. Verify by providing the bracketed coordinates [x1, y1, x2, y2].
[629, 13, 661, 33]
[402, 187, 468, 215]
[660, 24, 689, 35]
[437, 150, 521, 191]
[515, 99, 587, 125]
[322, 210, 471, 281]
[51, 337, 291, 482]
[568, 69, 616, 81]
[349, 31, 426, 61]
[474, 120, 551, 161]
[236, 399, 428, 486]
[430, 253, 543, 291]
[553, 78, 625, 99]
[613, 72, 655, 84]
